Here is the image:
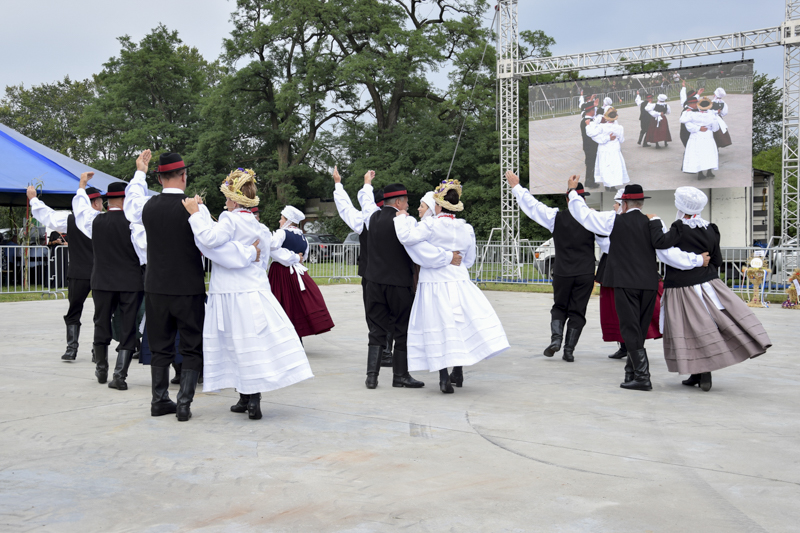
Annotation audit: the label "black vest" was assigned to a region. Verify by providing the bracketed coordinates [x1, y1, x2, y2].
[600, 211, 682, 290]
[654, 103, 668, 114]
[595, 253, 608, 283]
[553, 210, 596, 277]
[364, 207, 414, 287]
[66, 214, 93, 280]
[358, 228, 369, 277]
[90, 210, 144, 292]
[142, 193, 205, 295]
[580, 119, 597, 153]
[639, 102, 651, 127]
[664, 222, 721, 289]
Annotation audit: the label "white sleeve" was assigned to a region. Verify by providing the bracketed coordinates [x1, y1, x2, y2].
[463, 226, 477, 269]
[719, 102, 729, 117]
[665, 104, 671, 116]
[709, 118, 720, 133]
[635, 94, 642, 107]
[685, 119, 701, 133]
[405, 242, 453, 269]
[72, 189, 101, 239]
[188, 208, 236, 249]
[646, 104, 660, 119]
[680, 111, 695, 125]
[333, 183, 365, 234]
[680, 86, 687, 106]
[29, 198, 70, 233]
[588, 124, 611, 144]
[124, 170, 149, 225]
[197, 240, 257, 269]
[657, 248, 704, 270]
[394, 215, 433, 245]
[270, 228, 286, 250]
[595, 235, 610, 254]
[616, 125, 625, 145]
[512, 185, 556, 233]
[358, 184, 381, 230]
[567, 190, 616, 235]
[268, 229, 300, 266]
[131, 223, 148, 265]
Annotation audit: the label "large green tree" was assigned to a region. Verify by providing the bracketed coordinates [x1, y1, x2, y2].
[752, 73, 783, 155]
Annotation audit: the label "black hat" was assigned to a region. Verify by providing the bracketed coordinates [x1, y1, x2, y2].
[620, 184, 651, 201]
[580, 101, 595, 111]
[154, 152, 192, 174]
[86, 187, 102, 200]
[383, 183, 408, 200]
[105, 182, 127, 199]
[374, 189, 385, 207]
[571, 182, 591, 197]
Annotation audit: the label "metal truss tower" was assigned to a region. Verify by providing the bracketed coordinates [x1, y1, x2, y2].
[783, 2, 800, 242]
[497, 0, 521, 279]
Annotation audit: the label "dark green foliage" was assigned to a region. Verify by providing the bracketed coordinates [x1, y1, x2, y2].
[752, 73, 783, 155]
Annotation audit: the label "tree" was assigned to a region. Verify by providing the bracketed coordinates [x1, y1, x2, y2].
[616, 59, 671, 75]
[752, 72, 783, 155]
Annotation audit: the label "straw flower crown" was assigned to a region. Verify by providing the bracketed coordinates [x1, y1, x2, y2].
[433, 179, 464, 212]
[220, 168, 260, 208]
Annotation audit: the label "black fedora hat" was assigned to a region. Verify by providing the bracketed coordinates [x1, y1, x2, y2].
[154, 152, 192, 174]
[572, 182, 590, 197]
[85, 186, 102, 200]
[621, 184, 651, 200]
[374, 189, 385, 207]
[383, 183, 408, 200]
[104, 182, 127, 199]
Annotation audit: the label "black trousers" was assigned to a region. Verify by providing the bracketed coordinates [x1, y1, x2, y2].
[366, 282, 414, 352]
[551, 273, 595, 330]
[583, 148, 597, 186]
[145, 292, 205, 371]
[614, 287, 658, 352]
[93, 289, 143, 351]
[64, 277, 92, 326]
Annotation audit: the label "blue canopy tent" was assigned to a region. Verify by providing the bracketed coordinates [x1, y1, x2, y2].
[0, 122, 148, 208]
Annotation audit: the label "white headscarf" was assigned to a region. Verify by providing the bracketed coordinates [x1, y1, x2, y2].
[657, 94, 667, 103]
[674, 186, 709, 228]
[603, 97, 613, 107]
[420, 191, 436, 219]
[714, 87, 727, 100]
[280, 206, 305, 229]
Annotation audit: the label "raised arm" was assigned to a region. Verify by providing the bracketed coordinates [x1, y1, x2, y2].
[567, 187, 616, 236]
[125, 150, 152, 225]
[27, 187, 69, 232]
[185, 202, 236, 249]
[357, 171, 380, 230]
[72, 172, 101, 239]
[507, 171, 557, 233]
[394, 214, 434, 246]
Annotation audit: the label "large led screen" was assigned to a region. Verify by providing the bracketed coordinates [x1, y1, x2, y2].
[528, 60, 754, 193]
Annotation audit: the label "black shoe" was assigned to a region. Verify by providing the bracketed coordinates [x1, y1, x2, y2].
[699, 372, 712, 392]
[620, 348, 652, 391]
[392, 350, 424, 388]
[176, 369, 200, 422]
[682, 374, 701, 387]
[439, 369, 454, 394]
[61, 324, 79, 361]
[91, 348, 96, 364]
[449, 366, 463, 388]
[655, 143, 661, 149]
[664, 142, 668, 148]
[150, 366, 177, 416]
[624, 355, 634, 384]
[561, 327, 581, 362]
[706, 170, 715, 178]
[393, 374, 425, 388]
[247, 393, 262, 419]
[365, 346, 381, 389]
[171, 362, 182, 385]
[94, 345, 109, 384]
[231, 393, 250, 413]
[697, 172, 706, 180]
[543, 320, 564, 357]
[642, 143, 650, 147]
[108, 349, 134, 390]
[608, 343, 628, 359]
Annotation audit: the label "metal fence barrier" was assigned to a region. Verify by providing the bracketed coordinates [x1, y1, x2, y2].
[0, 245, 56, 297]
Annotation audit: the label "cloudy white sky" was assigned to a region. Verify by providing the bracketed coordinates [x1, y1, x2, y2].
[0, 0, 786, 93]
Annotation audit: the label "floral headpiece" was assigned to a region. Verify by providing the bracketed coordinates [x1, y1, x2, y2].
[433, 179, 464, 212]
[220, 168, 260, 208]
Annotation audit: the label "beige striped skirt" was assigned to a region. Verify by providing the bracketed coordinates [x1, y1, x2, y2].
[662, 278, 771, 374]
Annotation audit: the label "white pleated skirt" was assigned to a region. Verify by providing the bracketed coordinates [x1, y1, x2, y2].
[407, 280, 510, 372]
[202, 290, 313, 394]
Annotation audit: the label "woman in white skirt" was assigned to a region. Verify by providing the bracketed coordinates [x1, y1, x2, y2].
[682, 97, 720, 180]
[587, 107, 630, 189]
[394, 179, 510, 393]
[657, 187, 771, 391]
[182, 169, 313, 419]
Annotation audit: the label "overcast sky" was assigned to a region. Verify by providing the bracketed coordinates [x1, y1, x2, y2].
[0, 0, 786, 93]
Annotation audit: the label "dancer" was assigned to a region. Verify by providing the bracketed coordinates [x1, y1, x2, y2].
[645, 94, 672, 148]
[183, 169, 313, 419]
[267, 206, 335, 338]
[568, 180, 694, 391]
[580, 103, 600, 189]
[507, 170, 596, 362]
[393, 179, 509, 392]
[711, 88, 732, 148]
[679, 82, 704, 147]
[588, 107, 629, 190]
[28, 182, 103, 362]
[658, 187, 771, 391]
[636, 93, 654, 146]
[682, 98, 720, 181]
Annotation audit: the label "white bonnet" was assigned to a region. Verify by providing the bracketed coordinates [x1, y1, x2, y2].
[714, 87, 727, 99]
[657, 94, 667, 102]
[603, 97, 613, 107]
[281, 205, 305, 224]
[674, 186, 708, 215]
[420, 191, 436, 218]
[613, 189, 624, 202]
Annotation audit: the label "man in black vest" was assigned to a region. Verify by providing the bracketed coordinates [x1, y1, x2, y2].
[28, 182, 103, 362]
[567, 179, 698, 391]
[141, 153, 205, 421]
[580, 104, 600, 189]
[508, 171, 597, 362]
[73, 176, 144, 389]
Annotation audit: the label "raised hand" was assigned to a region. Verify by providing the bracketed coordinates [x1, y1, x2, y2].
[364, 170, 375, 185]
[26, 186, 37, 201]
[333, 166, 342, 184]
[79, 172, 94, 189]
[505, 170, 520, 188]
[136, 150, 152, 173]
[450, 251, 463, 266]
[194, 194, 204, 205]
[567, 174, 580, 191]
[182, 197, 199, 215]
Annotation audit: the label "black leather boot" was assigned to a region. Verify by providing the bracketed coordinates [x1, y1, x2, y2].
[381, 332, 393, 367]
[608, 342, 627, 359]
[682, 374, 701, 387]
[620, 348, 652, 391]
[171, 362, 182, 385]
[706, 170, 715, 178]
[176, 369, 200, 422]
[231, 393, 250, 413]
[562, 328, 582, 362]
[392, 350, 424, 388]
[699, 372, 712, 392]
[94, 344, 109, 384]
[61, 324, 79, 361]
[449, 366, 463, 387]
[637, 130, 645, 145]
[624, 355, 634, 383]
[543, 320, 564, 357]
[150, 366, 177, 416]
[365, 345, 381, 389]
[439, 368, 454, 393]
[108, 349, 134, 390]
[247, 393, 262, 420]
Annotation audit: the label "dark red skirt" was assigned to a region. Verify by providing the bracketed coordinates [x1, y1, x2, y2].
[599, 282, 663, 343]
[645, 118, 672, 144]
[714, 129, 732, 148]
[268, 263, 334, 338]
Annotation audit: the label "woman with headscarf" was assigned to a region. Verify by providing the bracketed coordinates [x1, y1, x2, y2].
[182, 169, 313, 419]
[393, 180, 510, 393]
[268, 205, 335, 338]
[644, 94, 672, 148]
[657, 187, 771, 391]
[587, 107, 630, 190]
[681, 97, 720, 180]
[711, 88, 732, 148]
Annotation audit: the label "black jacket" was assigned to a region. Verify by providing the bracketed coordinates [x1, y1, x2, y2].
[364, 207, 415, 288]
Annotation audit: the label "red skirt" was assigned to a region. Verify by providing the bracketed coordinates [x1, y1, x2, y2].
[714, 129, 732, 148]
[599, 282, 663, 343]
[268, 263, 334, 338]
[645, 118, 672, 144]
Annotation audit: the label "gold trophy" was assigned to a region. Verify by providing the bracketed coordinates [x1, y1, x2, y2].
[743, 253, 768, 308]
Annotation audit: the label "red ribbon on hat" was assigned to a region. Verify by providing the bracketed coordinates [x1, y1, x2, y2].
[621, 192, 644, 200]
[157, 161, 186, 173]
[383, 189, 407, 199]
[105, 191, 125, 197]
[87, 192, 102, 199]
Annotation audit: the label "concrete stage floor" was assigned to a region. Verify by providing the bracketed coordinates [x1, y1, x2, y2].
[0, 285, 797, 532]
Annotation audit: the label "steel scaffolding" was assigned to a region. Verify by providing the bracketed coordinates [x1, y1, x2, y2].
[782, 3, 800, 243]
